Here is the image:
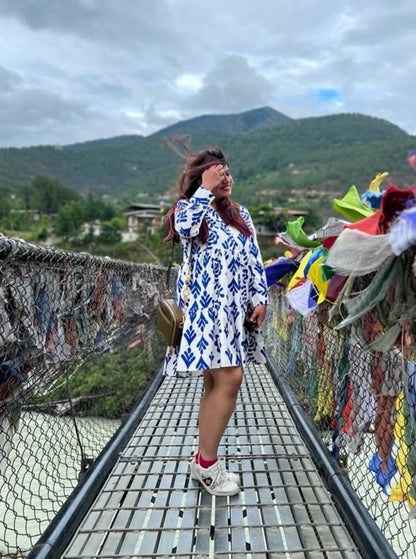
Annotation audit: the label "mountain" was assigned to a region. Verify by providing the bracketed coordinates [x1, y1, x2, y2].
[0, 107, 414, 207]
[0, 107, 290, 193]
[67, 135, 144, 150]
[152, 106, 292, 137]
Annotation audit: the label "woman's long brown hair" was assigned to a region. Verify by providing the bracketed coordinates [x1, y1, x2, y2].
[164, 146, 253, 243]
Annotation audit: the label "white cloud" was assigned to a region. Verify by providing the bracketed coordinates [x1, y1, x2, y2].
[176, 74, 203, 94]
[0, 0, 414, 147]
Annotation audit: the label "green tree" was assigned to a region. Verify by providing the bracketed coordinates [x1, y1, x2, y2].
[55, 201, 85, 240]
[0, 186, 12, 219]
[32, 175, 81, 214]
[19, 183, 39, 210]
[99, 216, 126, 243]
[84, 193, 116, 221]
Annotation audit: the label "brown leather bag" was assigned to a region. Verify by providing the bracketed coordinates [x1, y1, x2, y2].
[156, 241, 192, 349]
[156, 298, 184, 347]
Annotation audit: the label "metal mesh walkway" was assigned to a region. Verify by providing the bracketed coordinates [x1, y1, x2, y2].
[64, 363, 362, 559]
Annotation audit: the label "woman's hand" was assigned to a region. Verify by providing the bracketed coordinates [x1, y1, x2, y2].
[201, 164, 224, 191]
[250, 304, 267, 328]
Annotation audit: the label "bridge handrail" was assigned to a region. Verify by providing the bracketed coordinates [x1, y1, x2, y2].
[0, 236, 168, 557]
[263, 279, 416, 559]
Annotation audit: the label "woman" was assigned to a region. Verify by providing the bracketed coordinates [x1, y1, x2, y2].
[164, 146, 268, 496]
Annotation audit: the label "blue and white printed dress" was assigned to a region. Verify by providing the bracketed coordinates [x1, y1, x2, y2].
[163, 186, 268, 377]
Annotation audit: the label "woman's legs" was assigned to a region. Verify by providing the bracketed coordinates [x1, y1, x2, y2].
[198, 366, 243, 461]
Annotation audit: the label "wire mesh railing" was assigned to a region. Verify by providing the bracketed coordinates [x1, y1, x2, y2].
[0, 236, 168, 558]
[2, 230, 415, 559]
[263, 279, 416, 559]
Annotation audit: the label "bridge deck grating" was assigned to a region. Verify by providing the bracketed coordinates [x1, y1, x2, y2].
[63, 363, 363, 559]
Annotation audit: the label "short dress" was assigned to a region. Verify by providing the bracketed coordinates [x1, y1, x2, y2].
[163, 186, 268, 378]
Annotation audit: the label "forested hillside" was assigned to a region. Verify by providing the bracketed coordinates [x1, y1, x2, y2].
[0, 107, 414, 208]
[154, 106, 292, 137]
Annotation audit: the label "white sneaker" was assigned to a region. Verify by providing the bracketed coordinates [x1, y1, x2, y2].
[190, 457, 240, 485]
[190, 458, 240, 496]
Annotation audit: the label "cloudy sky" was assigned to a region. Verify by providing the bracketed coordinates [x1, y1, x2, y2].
[0, 0, 414, 148]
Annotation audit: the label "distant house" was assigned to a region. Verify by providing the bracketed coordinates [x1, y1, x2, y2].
[121, 203, 164, 239]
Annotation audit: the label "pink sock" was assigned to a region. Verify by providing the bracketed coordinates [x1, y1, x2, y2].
[199, 453, 218, 468]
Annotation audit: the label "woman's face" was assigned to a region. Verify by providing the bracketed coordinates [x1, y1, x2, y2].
[211, 165, 233, 199]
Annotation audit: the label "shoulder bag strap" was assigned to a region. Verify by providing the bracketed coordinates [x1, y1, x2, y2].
[166, 238, 194, 300]
[165, 241, 175, 296]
